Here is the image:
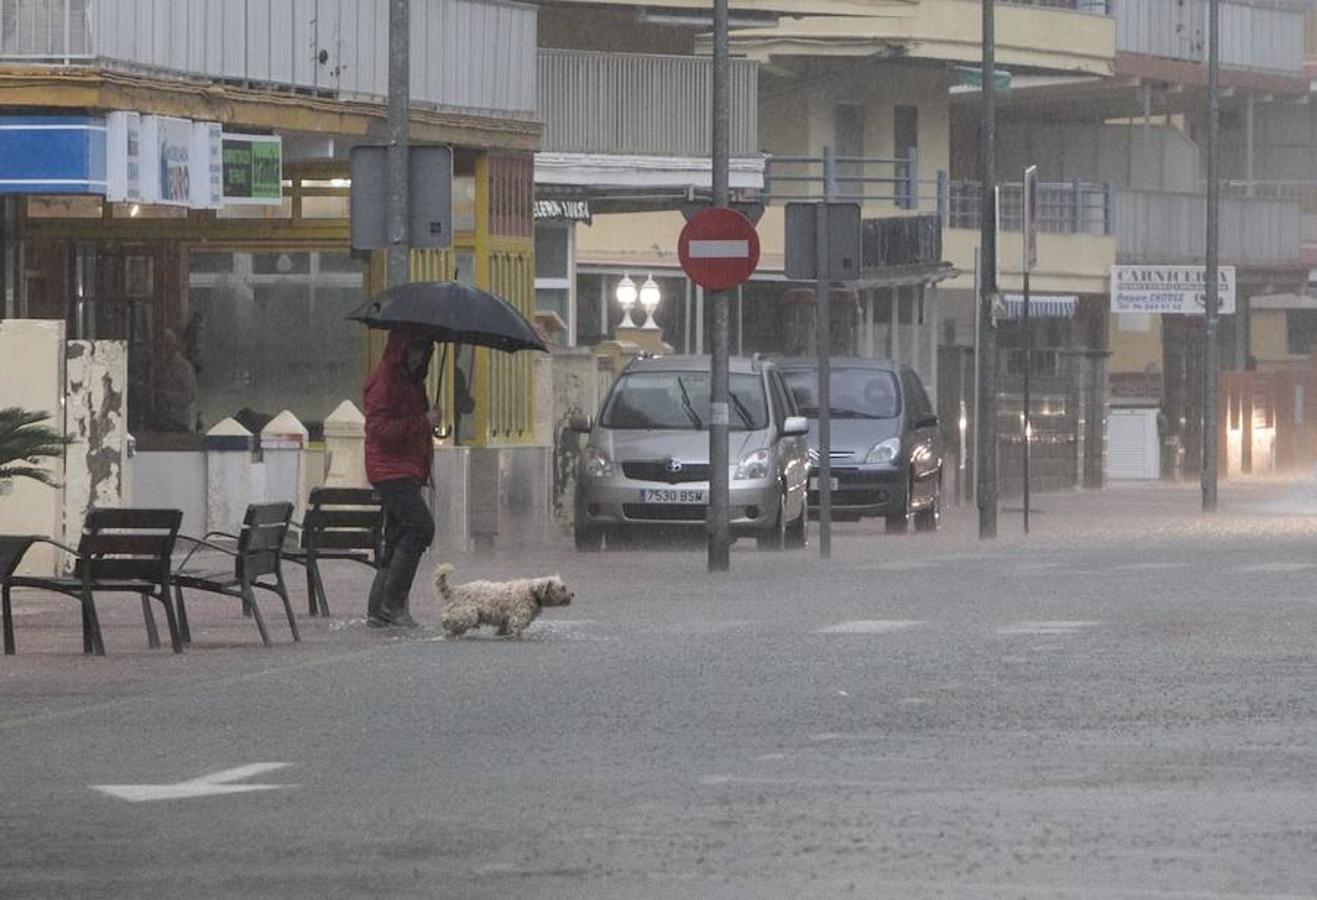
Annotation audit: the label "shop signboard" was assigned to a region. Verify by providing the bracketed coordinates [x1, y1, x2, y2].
[1110, 265, 1236, 316]
[139, 115, 195, 206]
[0, 116, 106, 195]
[106, 112, 142, 203]
[221, 134, 283, 206]
[192, 122, 223, 210]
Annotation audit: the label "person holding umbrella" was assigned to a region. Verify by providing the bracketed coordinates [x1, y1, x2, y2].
[349, 281, 549, 626]
[363, 327, 437, 628]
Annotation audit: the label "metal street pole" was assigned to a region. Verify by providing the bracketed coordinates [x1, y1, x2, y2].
[817, 147, 835, 560]
[977, 0, 999, 539]
[1202, 0, 1220, 513]
[1022, 164, 1037, 535]
[708, 0, 732, 572]
[386, 0, 410, 290]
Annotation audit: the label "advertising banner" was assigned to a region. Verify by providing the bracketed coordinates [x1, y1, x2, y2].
[1110, 264, 1236, 316]
[139, 115, 195, 206]
[221, 134, 283, 205]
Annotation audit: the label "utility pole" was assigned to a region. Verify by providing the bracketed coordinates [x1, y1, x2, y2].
[708, 0, 731, 572]
[817, 147, 835, 560]
[386, 0, 410, 290]
[977, 0, 999, 539]
[1202, 0, 1220, 513]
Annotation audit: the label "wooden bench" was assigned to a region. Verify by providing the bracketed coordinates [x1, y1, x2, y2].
[173, 502, 299, 647]
[1, 509, 184, 656]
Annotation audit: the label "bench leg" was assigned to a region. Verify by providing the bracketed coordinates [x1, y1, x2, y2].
[174, 584, 192, 644]
[313, 563, 331, 618]
[275, 573, 300, 642]
[141, 592, 161, 650]
[2, 583, 14, 655]
[157, 589, 184, 655]
[242, 580, 272, 647]
[82, 589, 105, 656]
[305, 558, 319, 617]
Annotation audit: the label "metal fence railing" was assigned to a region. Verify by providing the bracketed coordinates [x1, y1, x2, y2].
[763, 153, 928, 209]
[948, 181, 1113, 236]
[538, 49, 758, 158]
[1001, 0, 1111, 14]
[0, 0, 92, 63]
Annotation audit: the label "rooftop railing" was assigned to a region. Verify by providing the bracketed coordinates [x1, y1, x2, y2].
[0, 0, 537, 120]
[1115, 0, 1305, 74]
[538, 49, 757, 158]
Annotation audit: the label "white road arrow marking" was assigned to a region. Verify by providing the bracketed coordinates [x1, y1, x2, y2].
[93, 763, 294, 802]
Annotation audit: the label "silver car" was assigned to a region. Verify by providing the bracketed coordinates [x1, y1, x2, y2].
[571, 356, 811, 551]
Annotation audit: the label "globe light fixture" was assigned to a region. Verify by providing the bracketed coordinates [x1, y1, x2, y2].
[615, 274, 638, 328]
[639, 274, 662, 329]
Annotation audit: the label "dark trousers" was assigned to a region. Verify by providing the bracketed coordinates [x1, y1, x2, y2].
[373, 478, 436, 561]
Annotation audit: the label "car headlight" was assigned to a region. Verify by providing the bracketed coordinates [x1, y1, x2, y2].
[582, 446, 613, 479]
[735, 447, 772, 481]
[864, 437, 901, 465]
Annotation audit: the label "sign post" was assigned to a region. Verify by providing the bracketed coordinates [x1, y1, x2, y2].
[678, 205, 761, 573]
[1022, 164, 1037, 534]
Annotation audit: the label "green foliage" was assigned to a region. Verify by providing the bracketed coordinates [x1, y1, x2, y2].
[0, 407, 70, 489]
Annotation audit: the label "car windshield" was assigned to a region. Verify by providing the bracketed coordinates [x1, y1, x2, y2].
[601, 372, 769, 431]
[782, 368, 901, 420]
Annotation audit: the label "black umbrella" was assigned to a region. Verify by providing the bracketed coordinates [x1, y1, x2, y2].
[348, 281, 547, 353]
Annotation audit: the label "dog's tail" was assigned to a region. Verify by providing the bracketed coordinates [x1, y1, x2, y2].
[435, 562, 456, 601]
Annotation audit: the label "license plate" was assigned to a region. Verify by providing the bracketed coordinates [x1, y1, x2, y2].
[641, 488, 707, 504]
[810, 477, 840, 491]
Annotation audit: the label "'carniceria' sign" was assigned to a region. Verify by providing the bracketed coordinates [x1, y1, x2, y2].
[1110, 265, 1236, 315]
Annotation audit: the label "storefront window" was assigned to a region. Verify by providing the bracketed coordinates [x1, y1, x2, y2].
[188, 250, 367, 437]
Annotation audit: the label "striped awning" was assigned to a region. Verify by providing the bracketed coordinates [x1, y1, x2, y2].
[1001, 294, 1079, 320]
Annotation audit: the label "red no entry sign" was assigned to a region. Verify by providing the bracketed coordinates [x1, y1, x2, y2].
[678, 207, 761, 291]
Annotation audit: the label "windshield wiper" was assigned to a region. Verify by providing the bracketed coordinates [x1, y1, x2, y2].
[728, 391, 755, 428]
[676, 377, 703, 429]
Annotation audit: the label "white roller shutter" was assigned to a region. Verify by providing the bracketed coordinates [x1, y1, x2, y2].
[1107, 408, 1161, 480]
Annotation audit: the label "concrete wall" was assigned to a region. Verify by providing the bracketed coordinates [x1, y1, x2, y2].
[942, 228, 1116, 296]
[1108, 313, 1165, 377]
[0, 320, 65, 575]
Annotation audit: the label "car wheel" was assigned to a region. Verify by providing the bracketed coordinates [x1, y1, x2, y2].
[913, 473, 941, 533]
[785, 497, 808, 549]
[885, 477, 913, 534]
[574, 525, 604, 552]
[757, 492, 788, 551]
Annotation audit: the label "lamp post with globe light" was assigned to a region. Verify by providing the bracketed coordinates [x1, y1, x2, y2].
[616, 274, 638, 328]
[639, 275, 662, 329]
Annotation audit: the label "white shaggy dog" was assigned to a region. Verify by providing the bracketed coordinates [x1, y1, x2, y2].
[435, 563, 574, 638]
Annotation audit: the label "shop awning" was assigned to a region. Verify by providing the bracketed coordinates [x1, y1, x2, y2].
[1001, 294, 1079, 319]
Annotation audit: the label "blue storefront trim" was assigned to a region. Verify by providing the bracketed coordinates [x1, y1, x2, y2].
[0, 115, 106, 195]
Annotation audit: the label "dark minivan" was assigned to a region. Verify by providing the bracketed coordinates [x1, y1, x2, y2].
[778, 358, 943, 533]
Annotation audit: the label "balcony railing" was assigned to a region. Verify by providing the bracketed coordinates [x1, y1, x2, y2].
[1115, 189, 1302, 264]
[947, 181, 1113, 236]
[863, 215, 943, 270]
[1001, 0, 1111, 14]
[0, 0, 537, 119]
[538, 49, 757, 158]
[1115, 0, 1304, 74]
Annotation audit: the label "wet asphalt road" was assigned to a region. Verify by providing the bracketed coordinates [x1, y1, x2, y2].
[3, 481, 1317, 898]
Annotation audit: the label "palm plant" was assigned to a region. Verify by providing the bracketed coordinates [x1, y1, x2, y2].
[0, 407, 70, 489]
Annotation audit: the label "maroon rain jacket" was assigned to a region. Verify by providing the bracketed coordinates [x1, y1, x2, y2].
[364, 329, 433, 485]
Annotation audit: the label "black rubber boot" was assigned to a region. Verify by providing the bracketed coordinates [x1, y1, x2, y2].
[365, 566, 390, 626]
[373, 550, 422, 629]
